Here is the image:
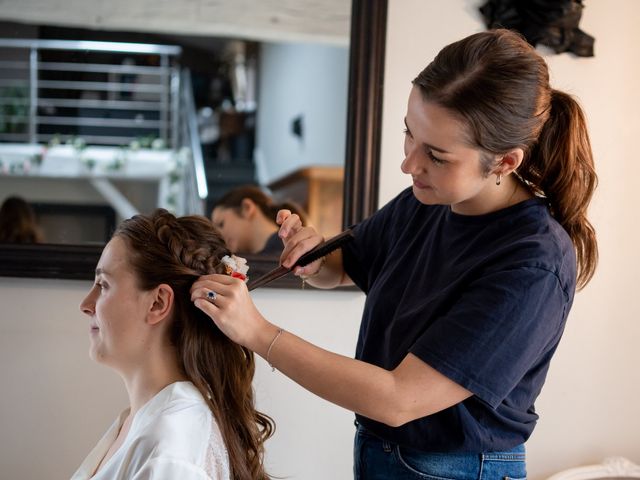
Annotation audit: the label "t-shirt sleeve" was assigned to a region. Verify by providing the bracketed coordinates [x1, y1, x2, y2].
[342, 191, 407, 292]
[410, 266, 570, 409]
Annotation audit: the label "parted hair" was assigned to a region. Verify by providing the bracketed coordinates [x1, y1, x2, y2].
[114, 209, 274, 480]
[413, 28, 598, 289]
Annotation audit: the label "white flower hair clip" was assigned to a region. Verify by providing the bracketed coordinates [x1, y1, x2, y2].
[221, 254, 249, 282]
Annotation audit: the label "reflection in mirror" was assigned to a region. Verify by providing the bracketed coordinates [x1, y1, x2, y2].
[0, 0, 387, 284]
[0, 23, 347, 239]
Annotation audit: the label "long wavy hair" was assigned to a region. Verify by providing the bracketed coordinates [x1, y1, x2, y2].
[114, 209, 274, 479]
[413, 28, 597, 289]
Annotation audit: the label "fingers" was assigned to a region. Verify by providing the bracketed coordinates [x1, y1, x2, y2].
[189, 272, 263, 349]
[193, 293, 220, 317]
[280, 227, 324, 269]
[276, 209, 291, 225]
[190, 274, 242, 305]
[277, 211, 303, 240]
[191, 273, 235, 292]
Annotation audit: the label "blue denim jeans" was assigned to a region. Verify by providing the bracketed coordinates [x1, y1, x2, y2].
[353, 424, 527, 480]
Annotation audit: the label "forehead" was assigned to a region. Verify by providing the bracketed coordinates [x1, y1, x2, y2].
[407, 86, 470, 146]
[97, 236, 131, 276]
[212, 207, 238, 221]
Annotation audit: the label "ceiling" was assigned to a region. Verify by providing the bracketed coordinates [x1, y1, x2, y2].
[0, 0, 351, 45]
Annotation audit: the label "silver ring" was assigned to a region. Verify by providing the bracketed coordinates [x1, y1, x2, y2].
[206, 290, 217, 303]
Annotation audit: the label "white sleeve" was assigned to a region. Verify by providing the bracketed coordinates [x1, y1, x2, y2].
[131, 457, 227, 480]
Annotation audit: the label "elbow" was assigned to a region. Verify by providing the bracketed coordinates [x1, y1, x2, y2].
[375, 406, 421, 428]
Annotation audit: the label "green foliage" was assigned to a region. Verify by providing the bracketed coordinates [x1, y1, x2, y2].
[0, 86, 29, 134]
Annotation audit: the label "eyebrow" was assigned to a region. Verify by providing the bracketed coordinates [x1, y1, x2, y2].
[95, 268, 110, 277]
[404, 117, 451, 154]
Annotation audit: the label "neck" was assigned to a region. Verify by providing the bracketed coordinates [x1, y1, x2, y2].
[452, 175, 533, 216]
[248, 215, 279, 253]
[119, 345, 186, 414]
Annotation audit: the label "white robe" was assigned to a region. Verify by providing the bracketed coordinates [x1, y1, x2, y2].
[71, 381, 230, 480]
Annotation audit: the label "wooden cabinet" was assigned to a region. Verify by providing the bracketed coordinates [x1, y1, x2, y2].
[268, 166, 343, 237]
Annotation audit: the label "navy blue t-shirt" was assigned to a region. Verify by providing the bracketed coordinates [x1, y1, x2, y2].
[342, 188, 576, 452]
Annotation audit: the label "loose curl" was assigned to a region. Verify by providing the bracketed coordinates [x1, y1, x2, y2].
[114, 209, 274, 480]
[413, 28, 597, 289]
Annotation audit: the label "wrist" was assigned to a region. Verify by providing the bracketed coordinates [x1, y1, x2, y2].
[252, 320, 281, 359]
[300, 255, 327, 280]
[265, 328, 284, 371]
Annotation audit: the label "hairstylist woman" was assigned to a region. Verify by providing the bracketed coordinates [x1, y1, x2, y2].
[191, 29, 598, 479]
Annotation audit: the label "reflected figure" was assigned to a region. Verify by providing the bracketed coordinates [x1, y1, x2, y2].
[211, 185, 307, 255]
[74, 209, 273, 479]
[0, 196, 43, 244]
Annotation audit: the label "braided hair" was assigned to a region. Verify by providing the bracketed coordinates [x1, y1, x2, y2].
[114, 209, 274, 480]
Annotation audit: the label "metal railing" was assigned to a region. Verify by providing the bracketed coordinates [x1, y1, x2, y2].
[178, 68, 208, 215]
[0, 39, 181, 147]
[0, 38, 209, 216]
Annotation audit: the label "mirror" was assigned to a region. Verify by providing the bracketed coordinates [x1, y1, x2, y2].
[0, 0, 387, 286]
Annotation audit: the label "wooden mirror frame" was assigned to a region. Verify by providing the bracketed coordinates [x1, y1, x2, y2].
[0, 0, 388, 287]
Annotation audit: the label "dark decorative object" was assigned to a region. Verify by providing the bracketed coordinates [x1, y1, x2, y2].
[479, 0, 595, 57]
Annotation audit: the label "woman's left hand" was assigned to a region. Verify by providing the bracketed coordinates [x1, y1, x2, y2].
[190, 274, 270, 352]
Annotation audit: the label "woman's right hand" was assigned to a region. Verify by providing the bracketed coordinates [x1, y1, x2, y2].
[276, 209, 324, 277]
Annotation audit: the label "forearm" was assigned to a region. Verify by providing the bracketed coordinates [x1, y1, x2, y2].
[254, 322, 410, 427]
[191, 274, 470, 426]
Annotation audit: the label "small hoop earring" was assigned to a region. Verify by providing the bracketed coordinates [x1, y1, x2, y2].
[496, 173, 502, 186]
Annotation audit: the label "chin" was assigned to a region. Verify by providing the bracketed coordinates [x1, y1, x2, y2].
[412, 186, 440, 205]
[89, 344, 109, 365]
[88, 346, 100, 363]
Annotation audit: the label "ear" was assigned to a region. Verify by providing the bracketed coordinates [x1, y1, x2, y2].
[493, 148, 524, 176]
[240, 198, 258, 219]
[146, 284, 174, 326]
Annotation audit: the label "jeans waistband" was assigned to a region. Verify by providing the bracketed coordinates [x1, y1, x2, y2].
[355, 420, 525, 458]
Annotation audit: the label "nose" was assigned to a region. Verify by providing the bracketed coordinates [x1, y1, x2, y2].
[401, 146, 421, 175]
[80, 289, 96, 316]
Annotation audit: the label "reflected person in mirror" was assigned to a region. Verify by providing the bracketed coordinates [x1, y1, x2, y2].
[211, 185, 307, 256]
[73, 209, 273, 480]
[191, 29, 598, 479]
[0, 195, 44, 244]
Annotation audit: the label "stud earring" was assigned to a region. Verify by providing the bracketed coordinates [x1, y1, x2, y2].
[496, 173, 502, 186]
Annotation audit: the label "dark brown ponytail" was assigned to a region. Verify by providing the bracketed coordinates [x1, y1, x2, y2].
[523, 90, 598, 288]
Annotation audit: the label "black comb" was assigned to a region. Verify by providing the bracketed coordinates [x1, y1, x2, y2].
[247, 229, 354, 291]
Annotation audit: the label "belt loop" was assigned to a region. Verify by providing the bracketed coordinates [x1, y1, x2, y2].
[382, 440, 392, 453]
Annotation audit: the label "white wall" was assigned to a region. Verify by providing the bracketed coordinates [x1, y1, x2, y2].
[256, 42, 349, 184]
[381, 0, 640, 477]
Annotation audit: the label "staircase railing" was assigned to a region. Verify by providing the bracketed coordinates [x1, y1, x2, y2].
[177, 68, 208, 216]
[0, 38, 208, 216]
[0, 38, 181, 147]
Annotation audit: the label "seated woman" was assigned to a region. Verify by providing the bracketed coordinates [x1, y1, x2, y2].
[211, 185, 307, 255]
[73, 209, 273, 480]
[0, 196, 44, 243]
